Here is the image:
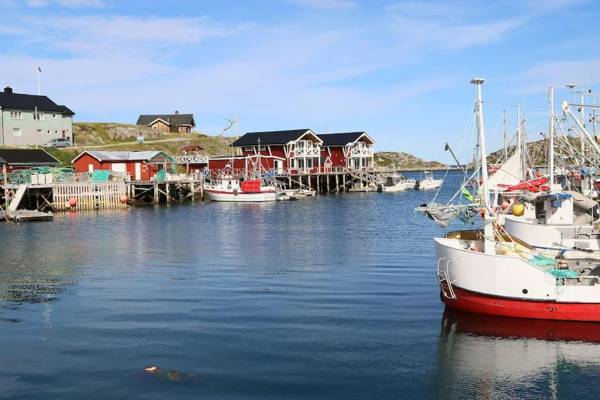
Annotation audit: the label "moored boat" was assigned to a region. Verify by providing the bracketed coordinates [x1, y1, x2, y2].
[433, 79, 600, 322]
[416, 171, 442, 190]
[205, 178, 277, 202]
[380, 173, 416, 192]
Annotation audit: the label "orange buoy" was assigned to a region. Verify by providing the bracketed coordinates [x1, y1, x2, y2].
[64, 201, 71, 209]
[68, 197, 77, 207]
[119, 194, 128, 204]
[501, 200, 510, 210]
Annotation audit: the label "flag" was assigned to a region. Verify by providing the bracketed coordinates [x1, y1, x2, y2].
[461, 185, 474, 202]
[37, 66, 42, 72]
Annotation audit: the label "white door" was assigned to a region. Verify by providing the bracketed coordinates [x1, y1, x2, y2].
[111, 163, 127, 173]
[275, 160, 283, 173]
[134, 163, 142, 180]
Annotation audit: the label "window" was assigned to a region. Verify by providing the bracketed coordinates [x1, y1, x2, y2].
[12, 128, 22, 137]
[37, 129, 42, 134]
[34, 112, 45, 121]
[9, 111, 22, 120]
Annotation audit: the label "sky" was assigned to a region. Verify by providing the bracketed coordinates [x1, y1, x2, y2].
[0, 0, 598, 162]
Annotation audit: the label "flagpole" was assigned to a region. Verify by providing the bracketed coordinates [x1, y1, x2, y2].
[37, 66, 41, 95]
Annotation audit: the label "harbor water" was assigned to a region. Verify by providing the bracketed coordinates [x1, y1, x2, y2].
[1, 171, 599, 399]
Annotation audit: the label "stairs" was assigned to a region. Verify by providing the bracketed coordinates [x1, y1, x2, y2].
[8, 184, 27, 212]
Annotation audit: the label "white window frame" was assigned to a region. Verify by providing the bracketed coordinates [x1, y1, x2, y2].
[12, 127, 22, 137]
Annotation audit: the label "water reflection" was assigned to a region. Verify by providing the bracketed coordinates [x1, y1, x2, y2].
[436, 309, 600, 399]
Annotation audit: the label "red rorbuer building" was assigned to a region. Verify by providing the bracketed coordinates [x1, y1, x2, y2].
[209, 129, 375, 175]
[72, 151, 174, 181]
[317, 132, 375, 171]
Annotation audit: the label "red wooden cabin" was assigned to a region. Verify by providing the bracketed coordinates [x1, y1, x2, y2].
[318, 132, 375, 171]
[227, 129, 323, 174]
[72, 151, 174, 181]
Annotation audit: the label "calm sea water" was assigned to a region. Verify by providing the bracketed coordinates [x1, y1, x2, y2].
[1, 171, 600, 399]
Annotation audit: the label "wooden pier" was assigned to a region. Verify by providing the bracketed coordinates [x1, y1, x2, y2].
[276, 168, 385, 194]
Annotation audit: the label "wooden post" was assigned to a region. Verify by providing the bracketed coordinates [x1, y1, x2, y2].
[2, 164, 7, 207]
[326, 174, 330, 193]
[154, 182, 159, 205]
[335, 174, 339, 193]
[191, 181, 195, 202]
[166, 183, 171, 203]
[317, 175, 320, 193]
[342, 174, 346, 192]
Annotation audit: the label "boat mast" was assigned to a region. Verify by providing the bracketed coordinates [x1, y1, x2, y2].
[471, 78, 494, 254]
[472, 78, 490, 208]
[503, 110, 508, 161]
[516, 104, 525, 180]
[257, 137, 262, 179]
[548, 86, 555, 190]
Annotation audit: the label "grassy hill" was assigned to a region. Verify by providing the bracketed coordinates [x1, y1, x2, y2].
[46, 123, 235, 166]
[374, 151, 446, 170]
[39, 122, 446, 171]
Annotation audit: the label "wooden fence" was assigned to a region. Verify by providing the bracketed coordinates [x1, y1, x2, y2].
[53, 182, 128, 211]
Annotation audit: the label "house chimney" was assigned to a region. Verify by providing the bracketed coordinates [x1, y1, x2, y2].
[4, 86, 13, 94]
[175, 110, 179, 114]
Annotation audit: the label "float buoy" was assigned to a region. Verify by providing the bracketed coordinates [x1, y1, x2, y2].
[64, 201, 71, 209]
[501, 200, 510, 210]
[119, 194, 128, 204]
[512, 203, 525, 216]
[68, 197, 77, 207]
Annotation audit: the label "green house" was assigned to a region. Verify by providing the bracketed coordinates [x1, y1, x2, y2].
[0, 86, 75, 147]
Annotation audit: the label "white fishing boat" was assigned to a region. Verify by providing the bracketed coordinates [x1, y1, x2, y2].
[380, 174, 416, 192]
[501, 95, 600, 254]
[205, 178, 277, 202]
[416, 171, 442, 190]
[434, 79, 600, 322]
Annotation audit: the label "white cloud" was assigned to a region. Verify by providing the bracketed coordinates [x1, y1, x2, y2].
[513, 59, 600, 94]
[289, 0, 355, 10]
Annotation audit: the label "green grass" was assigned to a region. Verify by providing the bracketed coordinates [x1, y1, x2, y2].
[41, 122, 237, 167]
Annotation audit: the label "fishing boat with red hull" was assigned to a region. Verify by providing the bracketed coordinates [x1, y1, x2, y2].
[433, 79, 600, 323]
[205, 178, 277, 202]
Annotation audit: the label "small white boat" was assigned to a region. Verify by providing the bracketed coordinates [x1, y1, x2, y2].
[205, 179, 277, 202]
[380, 174, 416, 192]
[416, 171, 443, 190]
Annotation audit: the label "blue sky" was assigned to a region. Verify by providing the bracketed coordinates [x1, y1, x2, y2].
[0, 0, 598, 161]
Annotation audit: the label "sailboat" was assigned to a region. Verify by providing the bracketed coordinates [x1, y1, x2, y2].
[434, 78, 600, 322]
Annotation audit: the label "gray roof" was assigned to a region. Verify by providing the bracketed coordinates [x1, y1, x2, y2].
[136, 114, 195, 127]
[0, 87, 75, 116]
[73, 151, 171, 163]
[0, 149, 59, 165]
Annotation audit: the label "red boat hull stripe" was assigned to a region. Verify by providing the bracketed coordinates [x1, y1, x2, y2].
[444, 286, 600, 322]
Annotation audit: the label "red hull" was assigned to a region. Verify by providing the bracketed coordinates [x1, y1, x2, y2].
[444, 286, 600, 322]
